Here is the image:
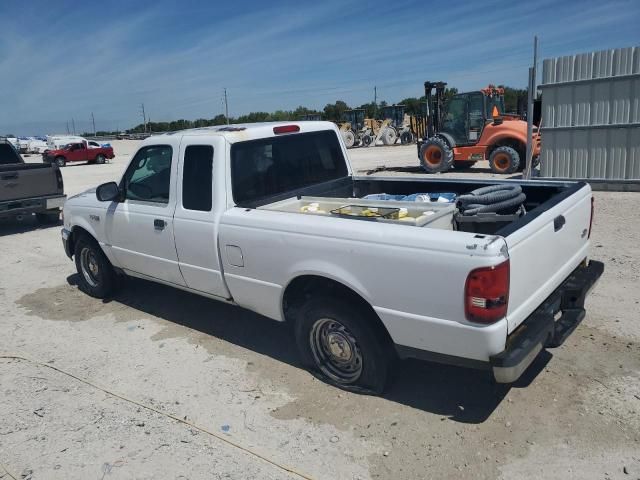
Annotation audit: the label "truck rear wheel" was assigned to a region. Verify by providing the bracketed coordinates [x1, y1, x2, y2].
[419, 137, 454, 173]
[489, 146, 520, 174]
[55, 156, 66, 167]
[74, 234, 116, 299]
[95, 154, 106, 164]
[294, 296, 392, 394]
[400, 130, 414, 144]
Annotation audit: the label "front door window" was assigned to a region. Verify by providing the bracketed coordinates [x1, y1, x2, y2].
[122, 145, 173, 203]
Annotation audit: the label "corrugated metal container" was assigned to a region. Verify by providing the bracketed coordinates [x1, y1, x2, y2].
[540, 46, 640, 181]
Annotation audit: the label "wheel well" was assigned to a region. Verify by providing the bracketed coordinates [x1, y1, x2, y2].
[68, 226, 95, 257]
[282, 275, 393, 343]
[487, 138, 525, 159]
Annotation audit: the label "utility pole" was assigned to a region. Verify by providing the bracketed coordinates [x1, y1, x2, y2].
[71, 118, 76, 135]
[140, 103, 147, 133]
[66, 122, 70, 134]
[223, 88, 229, 125]
[524, 35, 538, 180]
[374, 86, 377, 118]
[91, 112, 96, 137]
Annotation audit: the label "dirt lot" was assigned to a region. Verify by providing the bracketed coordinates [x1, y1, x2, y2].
[1, 141, 639, 480]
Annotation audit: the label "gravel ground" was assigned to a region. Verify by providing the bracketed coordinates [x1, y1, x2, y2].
[1, 141, 638, 479]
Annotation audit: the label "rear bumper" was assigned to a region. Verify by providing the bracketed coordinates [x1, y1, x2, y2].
[490, 259, 604, 383]
[0, 194, 66, 218]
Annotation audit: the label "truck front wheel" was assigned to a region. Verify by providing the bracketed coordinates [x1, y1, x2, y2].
[74, 234, 116, 298]
[419, 137, 454, 173]
[294, 296, 393, 394]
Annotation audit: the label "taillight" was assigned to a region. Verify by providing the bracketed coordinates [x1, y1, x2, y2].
[273, 125, 300, 134]
[588, 196, 594, 239]
[465, 260, 510, 324]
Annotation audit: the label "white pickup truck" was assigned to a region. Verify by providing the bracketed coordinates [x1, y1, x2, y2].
[61, 122, 603, 393]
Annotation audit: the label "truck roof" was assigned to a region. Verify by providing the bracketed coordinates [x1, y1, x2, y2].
[145, 121, 335, 144]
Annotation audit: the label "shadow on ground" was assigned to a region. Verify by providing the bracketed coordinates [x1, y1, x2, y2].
[67, 273, 549, 423]
[0, 216, 61, 237]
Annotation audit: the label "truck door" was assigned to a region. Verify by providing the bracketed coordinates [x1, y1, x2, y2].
[467, 92, 485, 144]
[105, 143, 186, 286]
[441, 94, 470, 146]
[173, 136, 230, 299]
[67, 143, 84, 162]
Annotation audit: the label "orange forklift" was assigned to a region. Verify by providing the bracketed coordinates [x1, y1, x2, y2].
[417, 81, 540, 174]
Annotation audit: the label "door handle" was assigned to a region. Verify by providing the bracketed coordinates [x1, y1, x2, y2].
[554, 215, 565, 232]
[154, 219, 166, 230]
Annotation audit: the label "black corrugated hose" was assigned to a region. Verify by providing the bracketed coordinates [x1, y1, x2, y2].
[457, 185, 526, 215]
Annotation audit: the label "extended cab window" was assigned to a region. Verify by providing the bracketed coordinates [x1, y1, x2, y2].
[123, 145, 172, 204]
[231, 130, 347, 204]
[182, 145, 213, 211]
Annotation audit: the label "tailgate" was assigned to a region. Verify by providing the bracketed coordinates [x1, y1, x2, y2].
[505, 184, 592, 333]
[0, 164, 61, 202]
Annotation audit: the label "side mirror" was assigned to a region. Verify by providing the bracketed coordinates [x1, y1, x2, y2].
[96, 182, 121, 202]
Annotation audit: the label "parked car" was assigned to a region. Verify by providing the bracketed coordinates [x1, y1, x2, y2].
[46, 135, 86, 150]
[60, 122, 603, 393]
[0, 139, 66, 223]
[42, 140, 114, 167]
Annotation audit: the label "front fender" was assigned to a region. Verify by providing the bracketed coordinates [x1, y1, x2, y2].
[69, 214, 119, 268]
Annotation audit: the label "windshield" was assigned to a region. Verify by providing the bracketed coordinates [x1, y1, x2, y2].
[486, 96, 505, 117]
[231, 130, 348, 205]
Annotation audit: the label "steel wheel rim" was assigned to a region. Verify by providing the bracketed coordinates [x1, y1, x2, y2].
[309, 318, 363, 384]
[494, 153, 511, 172]
[424, 145, 443, 166]
[80, 247, 100, 288]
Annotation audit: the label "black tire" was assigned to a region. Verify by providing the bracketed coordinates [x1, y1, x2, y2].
[400, 130, 414, 145]
[489, 146, 520, 174]
[419, 136, 454, 173]
[55, 156, 66, 167]
[342, 130, 355, 148]
[74, 234, 116, 299]
[95, 154, 106, 164]
[361, 135, 372, 147]
[294, 296, 393, 394]
[35, 211, 61, 225]
[453, 160, 476, 169]
[381, 127, 397, 145]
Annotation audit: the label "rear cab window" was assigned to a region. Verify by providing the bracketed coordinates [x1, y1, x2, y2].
[230, 130, 347, 205]
[182, 145, 213, 211]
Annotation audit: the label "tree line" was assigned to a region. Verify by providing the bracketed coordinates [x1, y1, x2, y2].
[95, 86, 527, 135]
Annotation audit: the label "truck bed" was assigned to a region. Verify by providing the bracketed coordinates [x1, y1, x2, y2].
[239, 174, 591, 337]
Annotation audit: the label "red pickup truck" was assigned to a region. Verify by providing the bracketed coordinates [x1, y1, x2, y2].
[43, 141, 115, 167]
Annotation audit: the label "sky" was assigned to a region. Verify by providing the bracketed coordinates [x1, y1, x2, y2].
[1, 0, 639, 135]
